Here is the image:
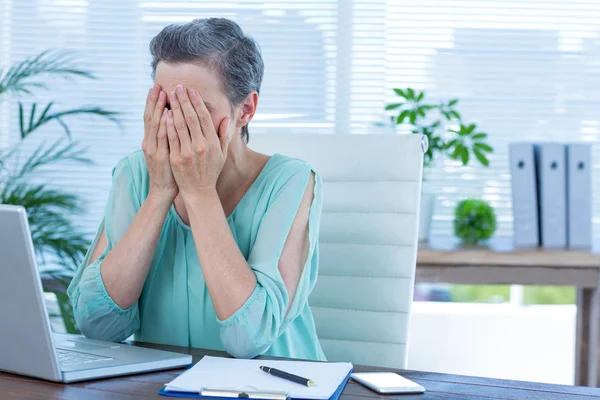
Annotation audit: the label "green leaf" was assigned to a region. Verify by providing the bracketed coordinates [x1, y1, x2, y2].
[416, 92, 424, 102]
[474, 142, 493, 152]
[19, 103, 25, 138]
[461, 146, 470, 165]
[421, 126, 433, 136]
[451, 144, 464, 160]
[450, 110, 462, 120]
[385, 103, 403, 110]
[406, 88, 415, 100]
[0, 180, 90, 271]
[418, 108, 426, 117]
[0, 50, 96, 96]
[54, 292, 80, 334]
[18, 102, 121, 140]
[473, 148, 490, 166]
[472, 133, 488, 140]
[431, 121, 441, 128]
[396, 110, 409, 124]
[409, 112, 417, 124]
[448, 99, 459, 107]
[457, 127, 469, 136]
[465, 123, 476, 134]
[28, 103, 37, 134]
[393, 88, 406, 98]
[445, 138, 459, 149]
[15, 138, 91, 178]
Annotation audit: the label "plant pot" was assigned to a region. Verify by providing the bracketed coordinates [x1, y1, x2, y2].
[418, 193, 436, 241]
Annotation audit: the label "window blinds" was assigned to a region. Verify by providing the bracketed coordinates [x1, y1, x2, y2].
[1, 0, 600, 240]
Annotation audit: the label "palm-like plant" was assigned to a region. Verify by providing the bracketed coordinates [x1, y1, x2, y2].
[0, 50, 120, 333]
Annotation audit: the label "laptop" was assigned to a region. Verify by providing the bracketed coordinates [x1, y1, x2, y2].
[0, 204, 192, 382]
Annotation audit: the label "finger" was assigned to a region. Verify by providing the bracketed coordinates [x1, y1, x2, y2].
[175, 85, 204, 144]
[170, 91, 191, 150]
[154, 89, 167, 117]
[157, 108, 169, 156]
[189, 90, 218, 145]
[146, 93, 164, 155]
[148, 90, 167, 149]
[143, 84, 160, 139]
[217, 117, 231, 155]
[166, 109, 181, 155]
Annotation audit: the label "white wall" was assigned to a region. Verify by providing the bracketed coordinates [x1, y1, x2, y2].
[407, 302, 576, 385]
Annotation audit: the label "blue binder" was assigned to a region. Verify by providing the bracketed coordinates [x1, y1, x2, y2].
[158, 368, 354, 400]
[534, 143, 568, 248]
[509, 142, 540, 247]
[566, 143, 593, 248]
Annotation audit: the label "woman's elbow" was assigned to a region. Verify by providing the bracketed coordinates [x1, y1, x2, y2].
[218, 289, 287, 358]
[222, 336, 271, 359]
[220, 323, 277, 359]
[77, 319, 132, 343]
[73, 300, 139, 343]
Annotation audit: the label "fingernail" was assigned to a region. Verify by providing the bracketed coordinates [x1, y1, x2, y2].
[162, 108, 167, 117]
[159, 91, 165, 101]
[168, 110, 174, 118]
[176, 85, 185, 94]
[189, 90, 197, 99]
[152, 84, 159, 93]
[170, 91, 177, 102]
[148, 88, 152, 95]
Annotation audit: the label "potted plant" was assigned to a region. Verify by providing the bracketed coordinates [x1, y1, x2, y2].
[385, 88, 493, 241]
[0, 50, 120, 332]
[454, 198, 497, 244]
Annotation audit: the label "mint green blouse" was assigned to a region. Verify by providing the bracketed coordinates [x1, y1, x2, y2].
[67, 150, 326, 361]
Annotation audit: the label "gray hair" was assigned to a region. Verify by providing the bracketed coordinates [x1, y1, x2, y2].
[149, 18, 264, 143]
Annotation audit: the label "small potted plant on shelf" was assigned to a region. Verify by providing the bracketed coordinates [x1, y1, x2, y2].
[384, 88, 494, 241]
[453, 198, 497, 244]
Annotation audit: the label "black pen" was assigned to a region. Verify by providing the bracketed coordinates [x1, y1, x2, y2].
[260, 365, 314, 387]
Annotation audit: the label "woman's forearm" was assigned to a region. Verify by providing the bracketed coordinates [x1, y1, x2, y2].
[185, 190, 257, 321]
[100, 192, 173, 309]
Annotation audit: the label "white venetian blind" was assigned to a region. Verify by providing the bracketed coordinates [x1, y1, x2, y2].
[1, 0, 600, 241]
[382, 1, 600, 239]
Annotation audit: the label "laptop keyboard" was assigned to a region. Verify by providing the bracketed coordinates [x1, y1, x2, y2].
[56, 348, 113, 366]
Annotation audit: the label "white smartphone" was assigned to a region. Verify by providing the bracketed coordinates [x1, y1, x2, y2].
[351, 372, 426, 394]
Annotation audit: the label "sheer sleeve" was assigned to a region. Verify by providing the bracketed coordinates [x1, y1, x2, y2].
[218, 161, 323, 358]
[67, 156, 142, 342]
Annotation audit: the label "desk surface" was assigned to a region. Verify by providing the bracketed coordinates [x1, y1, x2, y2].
[419, 236, 600, 268]
[1, 342, 600, 400]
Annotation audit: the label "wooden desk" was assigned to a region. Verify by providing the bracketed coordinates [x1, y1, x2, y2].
[417, 236, 600, 387]
[2, 343, 600, 399]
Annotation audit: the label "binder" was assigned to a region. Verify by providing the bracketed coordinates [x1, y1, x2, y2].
[535, 143, 568, 248]
[509, 143, 540, 247]
[158, 375, 352, 400]
[159, 356, 354, 400]
[567, 143, 593, 248]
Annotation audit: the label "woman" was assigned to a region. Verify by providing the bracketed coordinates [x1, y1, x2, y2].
[67, 17, 325, 361]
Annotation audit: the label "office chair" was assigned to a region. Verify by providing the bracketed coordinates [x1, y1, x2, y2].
[249, 133, 425, 368]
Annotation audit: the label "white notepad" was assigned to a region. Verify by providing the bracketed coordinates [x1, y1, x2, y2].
[164, 356, 354, 400]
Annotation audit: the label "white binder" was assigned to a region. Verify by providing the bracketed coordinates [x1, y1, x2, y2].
[509, 143, 540, 247]
[567, 143, 592, 248]
[535, 143, 567, 248]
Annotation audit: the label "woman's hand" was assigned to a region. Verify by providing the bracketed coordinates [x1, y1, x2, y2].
[142, 85, 179, 202]
[166, 85, 231, 200]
